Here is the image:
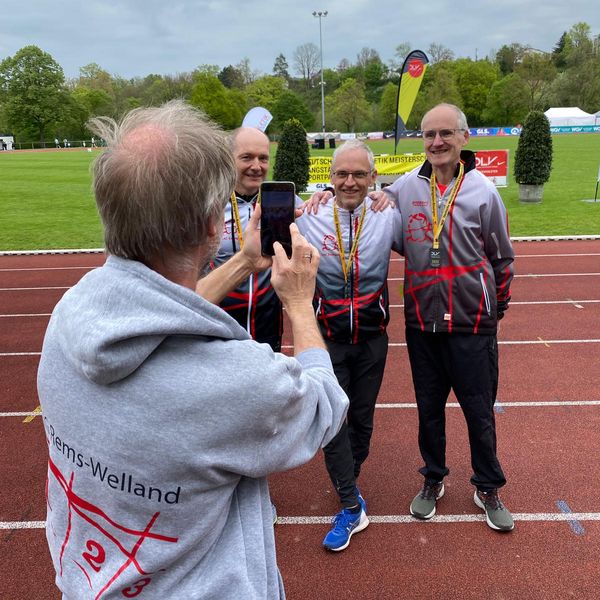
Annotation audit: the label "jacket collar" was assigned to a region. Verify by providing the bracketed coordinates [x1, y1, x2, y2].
[417, 150, 476, 180]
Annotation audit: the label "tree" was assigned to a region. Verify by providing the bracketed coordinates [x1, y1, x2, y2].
[326, 78, 370, 132]
[0, 45, 70, 142]
[273, 53, 290, 80]
[236, 57, 259, 85]
[218, 65, 245, 89]
[483, 74, 529, 125]
[516, 52, 556, 110]
[356, 47, 381, 68]
[189, 72, 246, 129]
[293, 43, 320, 90]
[514, 110, 553, 189]
[389, 42, 412, 71]
[495, 43, 530, 76]
[451, 59, 499, 125]
[271, 91, 314, 132]
[273, 118, 310, 192]
[427, 43, 454, 64]
[377, 81, 398, 131]
[245, 76, 287, 112]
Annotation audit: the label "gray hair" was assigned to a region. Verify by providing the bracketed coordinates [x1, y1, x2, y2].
[331, 139, 375, 172]
[421, 103, 469, 131]
[88, 100, 236, 261]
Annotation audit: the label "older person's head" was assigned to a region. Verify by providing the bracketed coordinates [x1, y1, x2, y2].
[88, 100, 236, 263]
[420, 103, 470, 182]
[330, 139, 377, 210]
[230, 127, 270, 196]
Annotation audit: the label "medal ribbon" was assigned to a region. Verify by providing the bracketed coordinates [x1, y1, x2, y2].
[430, 162, 464, 250]
[230, 190, 261, 250]
[333, 201, 367, 282]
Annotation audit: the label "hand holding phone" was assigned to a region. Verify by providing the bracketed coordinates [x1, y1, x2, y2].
[260, 181, 296, 258]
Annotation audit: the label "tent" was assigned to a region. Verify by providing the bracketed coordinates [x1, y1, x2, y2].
[544, 107, 596, 127]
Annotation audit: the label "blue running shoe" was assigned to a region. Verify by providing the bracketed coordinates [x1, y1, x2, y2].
[323, 495, 369, 551]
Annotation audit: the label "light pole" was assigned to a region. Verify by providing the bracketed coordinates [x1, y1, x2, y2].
[312, 10, 328, 134]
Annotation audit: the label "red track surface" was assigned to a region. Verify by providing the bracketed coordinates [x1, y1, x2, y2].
[1, 240, 599, 599]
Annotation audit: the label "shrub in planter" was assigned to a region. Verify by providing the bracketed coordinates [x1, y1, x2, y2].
[273, 118, 310, 192]
[514, 110, 553, 203]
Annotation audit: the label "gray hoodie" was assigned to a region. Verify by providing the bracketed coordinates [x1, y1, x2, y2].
[38, 255, 349, 599]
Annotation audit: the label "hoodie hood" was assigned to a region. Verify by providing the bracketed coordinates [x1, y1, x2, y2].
[50, 255, 248, 385]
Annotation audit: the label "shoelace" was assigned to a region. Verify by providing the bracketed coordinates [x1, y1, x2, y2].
[479, 491, 504, 511]
[420, 483, 442, 500]
[331, 509, 361, 531]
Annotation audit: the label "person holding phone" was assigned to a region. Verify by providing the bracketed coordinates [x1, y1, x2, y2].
[297, 140, 403, 551]
[38, 101, 349, 599]
[208, 127, 300, 353]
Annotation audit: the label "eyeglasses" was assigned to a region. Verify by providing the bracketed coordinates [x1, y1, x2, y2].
[421, 129, 465, 141]
[332, 170, 371, 180]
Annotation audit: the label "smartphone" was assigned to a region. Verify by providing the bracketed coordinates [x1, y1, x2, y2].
[260, 181, 295, 258]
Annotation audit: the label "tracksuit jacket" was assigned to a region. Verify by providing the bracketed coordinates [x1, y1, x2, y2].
[297, 197, 403, 343]
[384, 150, 514, 334]
[212, 192, 282, 344]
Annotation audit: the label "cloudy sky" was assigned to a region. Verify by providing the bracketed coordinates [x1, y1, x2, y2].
[2, 1, 598, 80]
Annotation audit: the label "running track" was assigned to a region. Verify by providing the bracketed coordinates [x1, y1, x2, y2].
[1, 239, 599, 599]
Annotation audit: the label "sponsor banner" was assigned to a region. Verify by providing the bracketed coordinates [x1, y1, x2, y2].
[475, 150, 509, 187]
[367, 131, 384, 140]
[469, 127, 522, 137]
[307, 151, 509, 191]
[340, 133, 356, 140]
[550, 125, 600, 134]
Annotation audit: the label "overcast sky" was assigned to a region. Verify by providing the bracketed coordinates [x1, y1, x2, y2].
[2, 1, 598, 80]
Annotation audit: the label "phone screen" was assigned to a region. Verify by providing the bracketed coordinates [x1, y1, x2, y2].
[260, 182, 295, 258]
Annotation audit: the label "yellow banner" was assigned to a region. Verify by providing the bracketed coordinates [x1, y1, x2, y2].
[309, 153, 426, 183]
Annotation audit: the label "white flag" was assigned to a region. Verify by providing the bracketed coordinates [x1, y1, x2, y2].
[242, 107, 273, 132]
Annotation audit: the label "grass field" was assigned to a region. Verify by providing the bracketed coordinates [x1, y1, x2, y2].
[1, 135, 599, 251]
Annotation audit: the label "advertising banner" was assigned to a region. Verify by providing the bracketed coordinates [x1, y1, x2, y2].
[475, 150, 509, 187]
[307, 151, 509, 191]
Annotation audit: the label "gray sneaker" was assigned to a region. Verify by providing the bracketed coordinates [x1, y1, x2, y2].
[410, 480, 444, 519]
[474, 489, 514, 531]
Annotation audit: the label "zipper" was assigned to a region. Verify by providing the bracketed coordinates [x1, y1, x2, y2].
[348, 210, 354, 338]
[480, 272, 491, 316]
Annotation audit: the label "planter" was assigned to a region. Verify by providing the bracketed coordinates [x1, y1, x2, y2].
[518, 184, 544, 203]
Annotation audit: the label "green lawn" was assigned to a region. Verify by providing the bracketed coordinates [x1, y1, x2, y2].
[1, 135, 599, 251]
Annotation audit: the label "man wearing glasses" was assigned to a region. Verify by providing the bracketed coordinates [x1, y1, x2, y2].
[297, 140, 402, 551]
[383, 103, 515, 532]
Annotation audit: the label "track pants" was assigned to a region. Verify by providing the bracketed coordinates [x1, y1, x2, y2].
[405, 328, 506, 490]
[323, 333, 389, 507]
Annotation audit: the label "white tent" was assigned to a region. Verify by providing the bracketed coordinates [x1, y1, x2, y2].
[544, 107, 596, 127]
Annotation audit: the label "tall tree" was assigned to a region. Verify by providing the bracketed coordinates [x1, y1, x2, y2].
[427, 43, 455, 64]
[452, 58, 499, 125]
[218, 65, 245, 89]
[483, 74, 529, 125]
[516, 52, 556, 110]
[293, 43, 320, 90]
[273, 53, 290, 80]
[273, 118, 310, 192]
[271, 90, 314, 132]
[326, 78, 370, 132]
[245, 76, 287, 112]
[189, 72, 246, 129]
[495, 43, 530, 76]
[356, 47, 381, 68]
[0, 45, 70, 142]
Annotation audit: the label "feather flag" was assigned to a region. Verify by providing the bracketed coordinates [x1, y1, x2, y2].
[394, 50, 429, 152]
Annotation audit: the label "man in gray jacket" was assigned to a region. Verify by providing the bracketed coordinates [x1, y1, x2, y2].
[383, 103, 515, 532]
[37, 100, 349, 599]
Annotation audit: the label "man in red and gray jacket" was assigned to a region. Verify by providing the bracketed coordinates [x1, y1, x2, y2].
[383, 103, 515, 531]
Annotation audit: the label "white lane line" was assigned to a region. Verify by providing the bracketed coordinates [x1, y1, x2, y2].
[376, 401, 600, 409]
[0, 314, 51, 318]
[388, 300, 600, 308]
[0, 352, 41, 356]
[385, 340, 600, 347]
[278, 512, 600, 525]
[387, 274, 600, 282]
[0, 286, 70, 291]
[3, 400, 599, 418]
[0, 266, 96, 272]
[4, 512, 600, 530]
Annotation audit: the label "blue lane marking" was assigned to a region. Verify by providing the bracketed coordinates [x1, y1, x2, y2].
[556, 500, 586, 535]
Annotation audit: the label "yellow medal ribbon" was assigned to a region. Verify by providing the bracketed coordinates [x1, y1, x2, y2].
[333, 201, 367, 282]
[230, 190, 261, 250]
[430, 162, 465, 250]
